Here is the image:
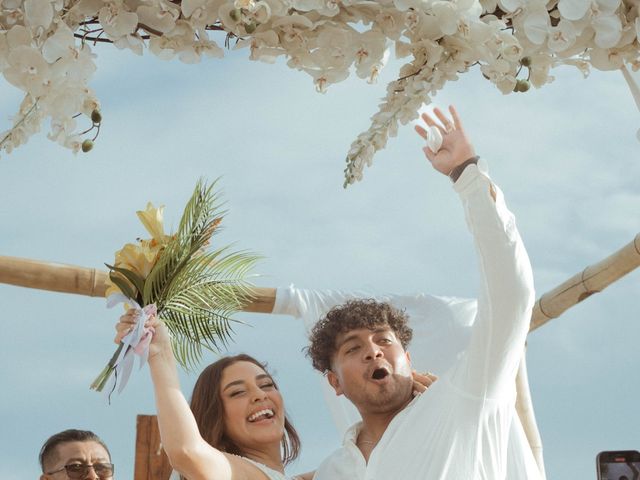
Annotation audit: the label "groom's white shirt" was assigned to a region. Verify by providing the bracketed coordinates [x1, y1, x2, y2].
[274, 164, 542, 480]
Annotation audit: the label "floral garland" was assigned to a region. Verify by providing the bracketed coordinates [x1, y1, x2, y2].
[1, 0, 638, 185]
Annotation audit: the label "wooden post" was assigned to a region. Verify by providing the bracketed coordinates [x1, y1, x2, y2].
[134, 415, 173, 480]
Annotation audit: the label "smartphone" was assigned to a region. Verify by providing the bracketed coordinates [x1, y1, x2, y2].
[597, 450, 640, 480]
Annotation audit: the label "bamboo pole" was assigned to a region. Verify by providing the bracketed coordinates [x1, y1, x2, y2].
[0, 255, 277, 310]
[0, 255, 109, 297]
[2, 232, 639, 320]
[529, 232, 640, 331]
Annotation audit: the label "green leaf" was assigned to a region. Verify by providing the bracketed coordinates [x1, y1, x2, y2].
[106, 264, 145, 299]
[108, 271, 136, 300]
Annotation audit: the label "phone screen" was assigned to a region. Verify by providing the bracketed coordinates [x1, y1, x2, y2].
[598, 451, 640, 480]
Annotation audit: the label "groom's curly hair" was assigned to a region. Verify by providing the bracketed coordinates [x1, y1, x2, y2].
[306, 299, 413, 373]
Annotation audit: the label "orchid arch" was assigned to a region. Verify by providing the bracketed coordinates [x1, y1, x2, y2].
[1, 0, 638, 185]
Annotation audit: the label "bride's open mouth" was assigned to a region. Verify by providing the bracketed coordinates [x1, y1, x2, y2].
[247, 408, 275, 423]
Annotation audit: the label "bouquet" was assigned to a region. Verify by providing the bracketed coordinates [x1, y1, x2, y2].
[91, 179, 259, 395]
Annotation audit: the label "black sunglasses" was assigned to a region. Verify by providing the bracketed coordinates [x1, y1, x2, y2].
[46, 463, 114, 479]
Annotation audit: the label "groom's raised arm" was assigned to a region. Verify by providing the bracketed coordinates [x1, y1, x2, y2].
[416, 106, 535, 400]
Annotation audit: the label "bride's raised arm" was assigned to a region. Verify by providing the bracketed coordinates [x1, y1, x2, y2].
[115, 310, 251, 480]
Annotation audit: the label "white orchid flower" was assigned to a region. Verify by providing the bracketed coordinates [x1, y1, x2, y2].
[4, 45, 51, 96]
[23, 0, 54, 31]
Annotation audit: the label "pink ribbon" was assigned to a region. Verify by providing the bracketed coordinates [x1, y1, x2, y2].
[103, 294, 157, 397]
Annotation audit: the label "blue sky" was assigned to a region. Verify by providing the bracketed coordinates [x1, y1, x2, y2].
[1, 41, 639, 479]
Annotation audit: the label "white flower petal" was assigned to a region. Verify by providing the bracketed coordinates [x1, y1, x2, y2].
[592, 14, 622, 48]
[523, 10, 550, 44]
[547, 20, 577, 52]
[42, 23, 75, 63]
[432, 1, 458, 36]
[595, 0, 620, 14]
[24, 0, 54, 30]
[589, 46, 623, 70]
[5, 45, 50, 96]
[7, 25, 33, 48]
[137, 5, 179, 33]
[558, 0, 590, 21]
[70, 0, 104, 17]
[497, 0, 523, 14]
[99, 7, 139, 39]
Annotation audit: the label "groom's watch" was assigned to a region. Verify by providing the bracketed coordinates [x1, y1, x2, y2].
[449, 156, 479, 183]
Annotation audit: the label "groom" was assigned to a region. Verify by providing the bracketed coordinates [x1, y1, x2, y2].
[306, 106, 537, 479]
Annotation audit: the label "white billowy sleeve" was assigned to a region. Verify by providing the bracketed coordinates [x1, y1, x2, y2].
[448, 163, 535, 400]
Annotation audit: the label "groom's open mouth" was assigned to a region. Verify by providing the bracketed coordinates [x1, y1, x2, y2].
[370, 367, 390, 381]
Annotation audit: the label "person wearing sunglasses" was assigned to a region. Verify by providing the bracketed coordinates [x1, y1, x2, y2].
[39, 429, 114, 479]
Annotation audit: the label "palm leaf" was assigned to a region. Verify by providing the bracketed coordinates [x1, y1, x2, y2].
[144, 179, 259, 370]
[143, 179, 227, 307]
